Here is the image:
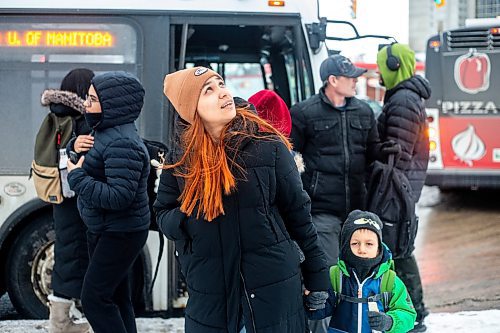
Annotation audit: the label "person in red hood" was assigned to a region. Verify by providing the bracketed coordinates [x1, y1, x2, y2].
[249, 89, 292, 137]
[249, 90, 305, 173]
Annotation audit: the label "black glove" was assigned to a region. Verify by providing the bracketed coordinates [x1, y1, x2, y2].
[368, 311, 393, 331]
[381, 140, 402, 156]
[304, 291, 329, 310]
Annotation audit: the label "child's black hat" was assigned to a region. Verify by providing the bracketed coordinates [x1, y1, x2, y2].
[341, 210, 383, 251]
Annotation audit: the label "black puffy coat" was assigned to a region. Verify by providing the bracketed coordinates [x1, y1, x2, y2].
[377, 75, 431, 201]
[68, 72, 150, 233]
[154, 136, 329, 333]
[290, 89, 381, 220]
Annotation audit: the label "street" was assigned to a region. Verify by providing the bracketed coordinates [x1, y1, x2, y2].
[415, 186, 500, 312]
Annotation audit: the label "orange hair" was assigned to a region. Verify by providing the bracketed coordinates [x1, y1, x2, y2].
[165, 105, 291, 222]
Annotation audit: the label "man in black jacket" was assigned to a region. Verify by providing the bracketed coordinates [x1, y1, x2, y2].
[290, 55, 381, 333]
[377, 43, 432, 333]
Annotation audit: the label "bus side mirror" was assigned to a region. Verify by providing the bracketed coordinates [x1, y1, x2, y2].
[306, 18, 327, 51]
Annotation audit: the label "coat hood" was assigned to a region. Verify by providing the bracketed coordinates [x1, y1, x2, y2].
[377, 43, 416, 90]
[385, 75, 432, 102]
[41, 89, 86, 115]
[91, 71, 145, 129]
[248, 89, 291, 137]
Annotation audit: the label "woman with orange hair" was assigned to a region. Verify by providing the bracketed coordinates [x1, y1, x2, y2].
[154, 67, 329, 333]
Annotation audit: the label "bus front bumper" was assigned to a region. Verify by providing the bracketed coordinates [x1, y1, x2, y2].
[425, 169, 500, 189]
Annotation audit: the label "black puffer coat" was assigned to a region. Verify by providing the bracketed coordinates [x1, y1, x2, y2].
[154, 136, 329, 333]
[68, 72, 150, 232]
[377, 75, 431, 201]
[290, 89, 381, 220]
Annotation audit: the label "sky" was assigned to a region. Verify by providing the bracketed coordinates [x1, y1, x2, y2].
[319, 0, 409, 63]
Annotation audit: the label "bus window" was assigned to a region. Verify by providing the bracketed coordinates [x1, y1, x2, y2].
[223, 63, 265, 99]
[171, 21, 307, 107]
[0, 21, 139, 174]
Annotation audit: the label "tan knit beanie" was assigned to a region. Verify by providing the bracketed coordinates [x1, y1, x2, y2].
[163, 67, 222, 124]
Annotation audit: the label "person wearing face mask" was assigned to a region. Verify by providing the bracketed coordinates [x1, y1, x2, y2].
[66, 71, 150, 333]
[40, 68, 94, 333]
[154, 67, 329, 333]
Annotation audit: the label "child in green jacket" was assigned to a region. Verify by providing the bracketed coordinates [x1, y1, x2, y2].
[305, 210, 417, 333]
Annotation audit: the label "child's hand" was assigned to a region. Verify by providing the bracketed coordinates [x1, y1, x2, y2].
[368, 311, 393, 331]
[303, 290, 328, 310]
[67, 156, 84, 172]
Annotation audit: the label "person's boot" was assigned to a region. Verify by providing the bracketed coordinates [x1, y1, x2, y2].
[48, 294, 91, 333]
[408, 308, 429, 332]
[408, 320, 427, 332]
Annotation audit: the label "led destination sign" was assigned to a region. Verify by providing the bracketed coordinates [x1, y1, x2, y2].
[0, 30, 114, 48]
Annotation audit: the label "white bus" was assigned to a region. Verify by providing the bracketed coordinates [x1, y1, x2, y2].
[0, 0, 347, 318]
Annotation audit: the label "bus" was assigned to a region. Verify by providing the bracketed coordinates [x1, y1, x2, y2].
[425, 18, 500, 190]
[0, 0, 342, 319]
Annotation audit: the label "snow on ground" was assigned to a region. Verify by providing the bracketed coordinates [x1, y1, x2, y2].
[1, 310, 500, 333]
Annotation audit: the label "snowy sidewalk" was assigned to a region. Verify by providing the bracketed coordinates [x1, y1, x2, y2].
[1, 310, 499, 332]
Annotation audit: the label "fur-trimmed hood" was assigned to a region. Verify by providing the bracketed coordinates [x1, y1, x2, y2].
[41, 89, 86, 114]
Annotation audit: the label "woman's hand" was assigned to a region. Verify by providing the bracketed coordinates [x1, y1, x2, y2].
[303, 289, 328, 310]
[74, 135, 94, 153]
[67, 156, 84, 172]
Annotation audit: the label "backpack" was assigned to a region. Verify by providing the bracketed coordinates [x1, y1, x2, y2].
[142, 138, 168, 293]
[30, 113, 77, 204]
[329, 264, 396, 312]
[366, 154, 418, 259]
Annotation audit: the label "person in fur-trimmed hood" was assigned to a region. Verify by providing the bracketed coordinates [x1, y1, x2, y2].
[40, 68, 94, 333]
[249, 89, 305, 173]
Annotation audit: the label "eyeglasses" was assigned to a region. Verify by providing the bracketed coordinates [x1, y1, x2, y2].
[85, 94, 100, 107]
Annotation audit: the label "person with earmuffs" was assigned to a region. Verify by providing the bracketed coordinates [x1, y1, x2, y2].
[376, 43, 432, 333]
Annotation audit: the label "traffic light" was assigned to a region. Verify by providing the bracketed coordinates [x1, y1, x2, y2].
[434, 0, 445, 8]
[351, 0, 357, 19]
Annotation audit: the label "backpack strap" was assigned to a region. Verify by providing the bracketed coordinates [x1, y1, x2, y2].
[329, 265, 341, 294]
[380, 269, 396, 311]
[149, 232, 164, 296]
[330, 265, 395, 311]
[338, 293, 384, 303]
[329, 265, 344, 305]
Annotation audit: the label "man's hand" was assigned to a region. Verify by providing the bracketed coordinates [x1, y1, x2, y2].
[381, 140, 401, 156]
[304, 289, 328, 310]
[74, 135, 94, 153]
[368, 311, 393, 331]
[67, 156, 84, 172]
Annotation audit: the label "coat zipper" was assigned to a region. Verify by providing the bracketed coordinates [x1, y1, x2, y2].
[341, 112, 351, 214]
[240, 272, 257, 333]
[235, 194, 257, 333]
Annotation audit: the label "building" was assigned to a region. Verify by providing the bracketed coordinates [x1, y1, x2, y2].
[409, 0, 476, 53]
[476, 0, 500, 18]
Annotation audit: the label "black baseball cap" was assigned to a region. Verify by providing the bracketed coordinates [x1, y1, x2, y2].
[320, 55, 367, 81]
